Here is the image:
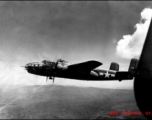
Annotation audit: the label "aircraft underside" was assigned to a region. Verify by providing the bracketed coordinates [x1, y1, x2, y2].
[27, 67, 133, 81]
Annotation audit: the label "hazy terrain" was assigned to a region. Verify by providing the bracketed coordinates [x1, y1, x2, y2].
[0, 84, 147, 119]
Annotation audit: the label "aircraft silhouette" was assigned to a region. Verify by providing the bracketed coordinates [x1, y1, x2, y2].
[23, 57, 138, 83]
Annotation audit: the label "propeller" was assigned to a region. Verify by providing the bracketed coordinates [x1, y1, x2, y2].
[51, 59, 58, 83]
[45, 54, 66, 83]
[51, 57, 68, 83]
[51, 57, 62, 83]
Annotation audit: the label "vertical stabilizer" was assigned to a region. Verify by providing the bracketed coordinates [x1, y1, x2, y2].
[128, 58, 138, 76]
[109, 62, 119, 71]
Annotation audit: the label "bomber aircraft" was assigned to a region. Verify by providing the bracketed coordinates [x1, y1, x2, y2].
[23, 57, 138, 83]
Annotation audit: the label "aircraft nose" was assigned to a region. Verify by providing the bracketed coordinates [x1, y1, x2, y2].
[25, 64, 28, 68]
[23, 62, 40, 73]
[23, 63, 30, 70]
[23, 63, 32, 70]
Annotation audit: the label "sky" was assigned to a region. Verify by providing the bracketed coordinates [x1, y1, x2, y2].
[0, 1, 152, 90]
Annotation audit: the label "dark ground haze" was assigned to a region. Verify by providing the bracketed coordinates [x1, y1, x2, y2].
[0, 85, 147, 119]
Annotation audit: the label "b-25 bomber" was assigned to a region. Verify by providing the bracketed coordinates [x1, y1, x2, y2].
[23, 58, 138, 83]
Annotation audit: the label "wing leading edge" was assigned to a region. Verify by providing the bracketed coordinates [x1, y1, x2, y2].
[68, 60, 102, 71]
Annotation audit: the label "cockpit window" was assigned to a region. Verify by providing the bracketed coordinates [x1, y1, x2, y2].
[35, 64, 39, 67]
[28, 63, 32, 66]
[42, 60, 52, 65]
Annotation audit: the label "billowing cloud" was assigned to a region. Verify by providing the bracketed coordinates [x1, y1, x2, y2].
[116, 8, 152, 59]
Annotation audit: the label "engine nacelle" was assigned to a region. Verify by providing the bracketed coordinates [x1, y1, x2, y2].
[109, 62, 119, 71]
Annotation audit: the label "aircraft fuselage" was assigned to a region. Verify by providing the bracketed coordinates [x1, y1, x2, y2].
[26, 62, 133, 81]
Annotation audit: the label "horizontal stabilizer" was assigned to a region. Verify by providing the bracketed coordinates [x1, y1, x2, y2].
[116, 71, 133, 79]
[128, 58, 138, 76]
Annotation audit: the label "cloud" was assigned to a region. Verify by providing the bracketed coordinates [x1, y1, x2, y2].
[116, 8, 152, 59]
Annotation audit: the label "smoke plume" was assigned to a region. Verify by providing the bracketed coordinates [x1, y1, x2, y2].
[116, 8, 152, 59]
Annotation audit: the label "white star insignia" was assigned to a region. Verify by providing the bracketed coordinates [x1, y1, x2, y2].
[105, 71, 110, 78]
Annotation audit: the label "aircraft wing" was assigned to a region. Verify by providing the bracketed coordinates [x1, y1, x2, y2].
[68, 60, 102, 71]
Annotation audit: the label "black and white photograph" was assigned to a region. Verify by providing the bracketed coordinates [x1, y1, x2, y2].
[0, 1, 152, 119]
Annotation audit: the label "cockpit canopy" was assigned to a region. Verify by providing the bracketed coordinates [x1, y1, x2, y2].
[42, 60, 52, 65]
[41, 59, 68, 66]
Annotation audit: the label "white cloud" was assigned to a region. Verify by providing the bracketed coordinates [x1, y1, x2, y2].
[116, 8, 152, 59]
